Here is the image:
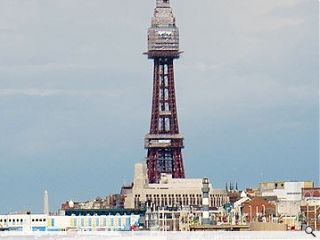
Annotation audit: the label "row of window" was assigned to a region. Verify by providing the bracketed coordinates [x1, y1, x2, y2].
[70, 217, 131, 228]
[32, 218, 46, 222]
[0, 218, 46, 223]
[142, 194, 226, 198]
[134, 194, 227, 209]
[0, 219, 23, 223]
[143, 194, 203, 198]
[304, 191, 320, 198]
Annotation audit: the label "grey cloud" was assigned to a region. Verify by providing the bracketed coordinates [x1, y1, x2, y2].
[0, 0, 317, 213]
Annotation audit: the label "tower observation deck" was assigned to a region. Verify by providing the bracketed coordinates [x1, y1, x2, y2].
[145, 0, 185, 183]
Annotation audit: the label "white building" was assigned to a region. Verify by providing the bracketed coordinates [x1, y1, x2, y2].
[0, 214, 47, 232]
[0, 213, 140, 232]
[124, 163, 228, 209]
[277, 201, 301, 216]
[259, 181, 314, 201]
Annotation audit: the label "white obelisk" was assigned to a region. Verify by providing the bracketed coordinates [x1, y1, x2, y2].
[43, 190, 49, 215]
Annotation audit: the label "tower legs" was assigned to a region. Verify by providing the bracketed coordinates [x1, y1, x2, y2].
[145, 57, 185, 183]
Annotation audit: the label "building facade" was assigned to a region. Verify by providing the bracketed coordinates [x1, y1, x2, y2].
[0, 213, 140, 232]
[61, 194, 125, 211]
[241, 197, 276, 223]
[302, 188, 320, 201]
[124, 163, 229, 210]
[259, 181, 314, 201]
[301, 201, 320, 231]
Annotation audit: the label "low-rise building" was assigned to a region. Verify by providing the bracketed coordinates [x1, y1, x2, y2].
[123, 163, 229, 210]
[61, 194, 125, 210]
[300, 187, 320, 231]
[300, 200, 320, 231]
[0, 213, 140, 232]
[276, 200, 301, 230]
[0, 214, 47, 231]
[241, 197, 276, 223]
[259, 181, 314, 201]
[302, 187, 320, 201]
[257, 181, 314, 230]
[277, 201, 300, 216]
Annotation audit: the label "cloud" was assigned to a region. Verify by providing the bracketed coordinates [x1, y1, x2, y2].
[0, 0, 317, 213]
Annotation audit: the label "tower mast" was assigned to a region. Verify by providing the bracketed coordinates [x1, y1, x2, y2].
[145, 0, 185, 183]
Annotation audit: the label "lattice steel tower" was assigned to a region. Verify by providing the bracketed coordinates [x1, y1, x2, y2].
[144, 0, 185, 183]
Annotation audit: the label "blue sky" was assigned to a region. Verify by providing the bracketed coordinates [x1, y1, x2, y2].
[0, 0, 318, 213]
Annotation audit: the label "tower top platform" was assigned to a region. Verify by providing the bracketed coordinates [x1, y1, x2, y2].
[147, 0, 180, 58]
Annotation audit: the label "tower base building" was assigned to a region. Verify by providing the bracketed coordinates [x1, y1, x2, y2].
[123, 163, 229, 210]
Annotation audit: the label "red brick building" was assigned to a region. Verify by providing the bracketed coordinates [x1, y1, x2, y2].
[301, 203, 320, 230]
[302, 188, 320, 200]
[300, 188, 320, 230]
[242, 197, 276, 223]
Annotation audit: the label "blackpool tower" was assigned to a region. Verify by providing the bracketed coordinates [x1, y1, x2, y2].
[145, 0, 185, 183]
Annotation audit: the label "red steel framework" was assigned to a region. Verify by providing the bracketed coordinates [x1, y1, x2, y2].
[145, 53, 185, 183]
[144, 0, 185, 183]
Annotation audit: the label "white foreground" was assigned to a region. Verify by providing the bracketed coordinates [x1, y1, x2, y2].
[0, 231, 317, 240]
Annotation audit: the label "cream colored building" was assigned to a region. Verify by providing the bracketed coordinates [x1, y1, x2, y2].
[259, 181, 314, 201]
[124, 163, 229, 209]
[277, 201, 301, 216]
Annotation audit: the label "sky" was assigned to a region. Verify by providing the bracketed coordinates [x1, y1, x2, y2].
[0, 0, 318, 214]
